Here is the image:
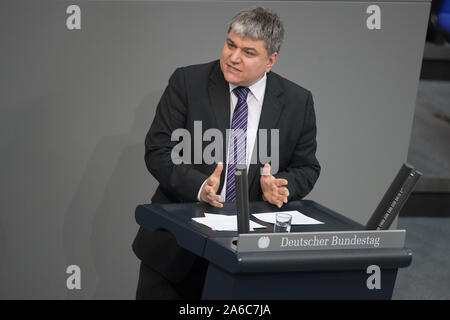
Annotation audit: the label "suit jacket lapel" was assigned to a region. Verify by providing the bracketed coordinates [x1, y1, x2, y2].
[208, 61, 230, 192]
[248, 71, 285, 192]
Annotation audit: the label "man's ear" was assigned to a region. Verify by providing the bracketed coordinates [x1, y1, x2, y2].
[265, 52, 278, 72]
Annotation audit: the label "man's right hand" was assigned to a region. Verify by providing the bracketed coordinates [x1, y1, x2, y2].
[200, 162, 223, 208]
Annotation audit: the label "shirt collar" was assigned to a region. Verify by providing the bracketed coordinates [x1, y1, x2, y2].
[229, 73, 267, 102]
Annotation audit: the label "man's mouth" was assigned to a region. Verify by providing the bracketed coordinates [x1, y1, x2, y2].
[227, 64, 241, 72]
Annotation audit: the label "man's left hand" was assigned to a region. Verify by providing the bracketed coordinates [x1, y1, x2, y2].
[260, 164, 289, 208]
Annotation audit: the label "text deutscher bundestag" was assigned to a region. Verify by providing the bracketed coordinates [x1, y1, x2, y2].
[281, 235, 381, 248]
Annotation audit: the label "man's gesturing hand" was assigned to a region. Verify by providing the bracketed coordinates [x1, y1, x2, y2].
[260, 164, 289, 208]
[200, 162, 223, 208]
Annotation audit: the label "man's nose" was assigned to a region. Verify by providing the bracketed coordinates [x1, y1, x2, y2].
[230, 49, 241, 63]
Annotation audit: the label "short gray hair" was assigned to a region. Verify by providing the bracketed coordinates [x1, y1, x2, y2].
[228, 7, 285, 56]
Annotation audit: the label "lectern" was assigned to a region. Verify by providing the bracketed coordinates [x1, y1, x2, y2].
[135, 200, 412, 299]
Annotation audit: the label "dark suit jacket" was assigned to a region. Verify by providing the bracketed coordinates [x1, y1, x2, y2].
[132, 60, 320, 282]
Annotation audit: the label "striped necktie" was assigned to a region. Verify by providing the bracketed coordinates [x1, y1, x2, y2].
[225, 86, 250, 202]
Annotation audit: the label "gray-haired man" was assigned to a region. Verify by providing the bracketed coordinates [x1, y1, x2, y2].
[133, 7, 320, 299]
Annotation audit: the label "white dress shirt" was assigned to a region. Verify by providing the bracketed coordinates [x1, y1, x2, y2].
[197, 73, 267, 202]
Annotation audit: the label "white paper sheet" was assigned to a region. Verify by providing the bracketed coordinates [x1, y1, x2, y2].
[192, 213, 266, 231]
[252, 210, 323, 225]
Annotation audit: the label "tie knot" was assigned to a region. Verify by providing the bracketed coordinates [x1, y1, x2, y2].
[233, 86, 250, 101]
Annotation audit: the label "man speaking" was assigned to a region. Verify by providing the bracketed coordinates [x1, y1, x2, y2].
[132, 7, 321, 299]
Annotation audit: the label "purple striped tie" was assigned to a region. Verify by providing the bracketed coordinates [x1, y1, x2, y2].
[226, 86, 250, 202]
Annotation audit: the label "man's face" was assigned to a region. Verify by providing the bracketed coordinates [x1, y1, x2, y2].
[220, 30, 278, 87]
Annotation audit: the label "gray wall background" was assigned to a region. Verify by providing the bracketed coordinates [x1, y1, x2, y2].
[0, 0, 429, 299]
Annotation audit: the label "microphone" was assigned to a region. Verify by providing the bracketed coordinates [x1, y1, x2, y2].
[365, 163, 422, 230]
[235, 163, 250, 234]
